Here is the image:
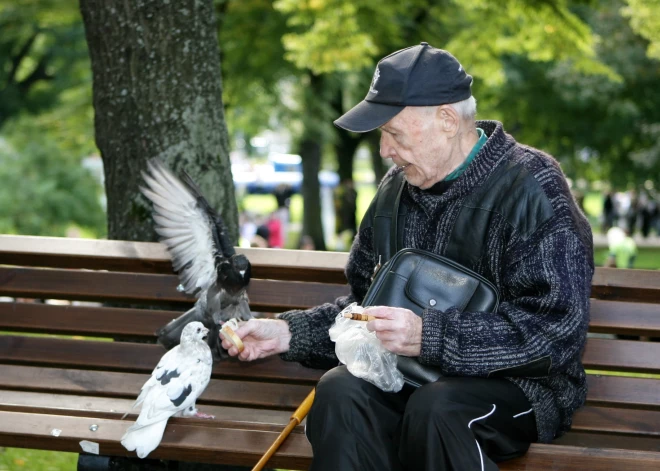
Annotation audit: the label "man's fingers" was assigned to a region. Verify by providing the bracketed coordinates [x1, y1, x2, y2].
[364, 306, 396, 320]
[227, 346, 239, 357]
[233, 322, 253, 338]
[367, 318, 400, 332]
[238, 346, 255, 361]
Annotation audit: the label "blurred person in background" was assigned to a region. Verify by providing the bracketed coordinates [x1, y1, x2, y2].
[605, 226, 637, 269]
[602, 191, 616, 233]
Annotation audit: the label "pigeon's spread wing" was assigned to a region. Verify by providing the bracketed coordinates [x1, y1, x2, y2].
[141, 159, 218, 295]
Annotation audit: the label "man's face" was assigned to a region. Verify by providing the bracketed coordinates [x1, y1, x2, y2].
[379, 106, 451, 189]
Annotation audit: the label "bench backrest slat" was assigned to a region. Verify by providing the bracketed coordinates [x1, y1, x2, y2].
[3, 236, 660, 302]
[0, 235, 348, 283]
[3, 334, 658, 378]
[0, 335, 325, 383]
[0, 267, 349, 311]
[586, 375, 660, 410]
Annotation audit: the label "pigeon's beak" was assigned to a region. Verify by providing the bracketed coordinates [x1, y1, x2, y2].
[202, 328, 209, 340]
[239, 270, 246, 278]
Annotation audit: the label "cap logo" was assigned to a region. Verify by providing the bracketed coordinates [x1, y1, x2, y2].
[369, 67, 380, 95]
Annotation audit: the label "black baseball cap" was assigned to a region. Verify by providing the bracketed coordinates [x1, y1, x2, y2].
[334, 42, 473, 133]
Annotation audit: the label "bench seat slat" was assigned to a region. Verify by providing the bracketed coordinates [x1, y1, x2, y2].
[552, 432, 660, 453]
[2, 407, 659, 471]
[500, 443, 660, 470]
[0, 267, 348, 311]
[571, 406, 660, 437]
[0, 410, 313, 469]
[0, 390, 296, 430]
[0, 336, 325, 383]
[0, 390, 304, 431]
[0, 365, 310, 410]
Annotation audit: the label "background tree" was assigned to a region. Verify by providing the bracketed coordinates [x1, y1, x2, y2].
[79, 0, 238, 242]
[495, 0, 660, 188]
[0, 1, 88, 128]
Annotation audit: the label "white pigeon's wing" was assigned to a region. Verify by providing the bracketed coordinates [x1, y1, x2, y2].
[132, 346, 181, 409]
[130, 346, 212, 429]
[141, 159, 218, 295]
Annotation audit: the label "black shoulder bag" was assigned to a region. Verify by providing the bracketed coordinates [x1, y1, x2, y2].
[361, 172, 500, 387]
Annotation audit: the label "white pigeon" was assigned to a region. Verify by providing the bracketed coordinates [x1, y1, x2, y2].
[121, 321, 214, 459]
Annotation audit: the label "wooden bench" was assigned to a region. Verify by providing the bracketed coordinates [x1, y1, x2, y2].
[0, 234, 659, 470]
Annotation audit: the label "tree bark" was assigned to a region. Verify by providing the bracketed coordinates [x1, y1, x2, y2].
[367, 131, 387, 184]
[299, 137, 326, 251]
[80, 0, 238, 243]
[298, 73, 326, 251]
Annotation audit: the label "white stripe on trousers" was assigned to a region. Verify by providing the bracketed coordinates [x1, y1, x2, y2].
[468, 404, 497, 471]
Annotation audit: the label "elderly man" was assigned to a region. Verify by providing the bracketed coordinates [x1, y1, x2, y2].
[223, 43, 594, 471]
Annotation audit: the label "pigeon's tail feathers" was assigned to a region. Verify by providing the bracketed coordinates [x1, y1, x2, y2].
[121, 419, 168, 459]
[156, 307, 204, 350]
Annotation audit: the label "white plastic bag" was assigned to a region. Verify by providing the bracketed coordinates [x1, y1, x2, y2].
[329, 303, 404, 392]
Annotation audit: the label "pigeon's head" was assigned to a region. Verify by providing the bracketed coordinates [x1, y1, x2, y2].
[231, 254, 251, 281]
[181, 321, 210, 344]
[218, 253, 251, 293]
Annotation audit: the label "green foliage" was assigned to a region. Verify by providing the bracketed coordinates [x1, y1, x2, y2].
[493, 0, 660, 187]
[0, 119, 106, 237]
[275, 0, 379, 74]
[0, 0, 91, 128]
[622, 0, 660, 60]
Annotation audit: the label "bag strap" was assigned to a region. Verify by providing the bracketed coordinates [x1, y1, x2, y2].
[390, 175, 406, 256]
[369, 171, 407, 265]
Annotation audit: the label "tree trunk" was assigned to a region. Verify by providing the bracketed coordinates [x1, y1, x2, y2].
[367, 131, 388, 184]
[298, 74, 326, 251]
[335, 129, 363, 182]
[299, 136, 326, 251]
[80, 0, 238, 243]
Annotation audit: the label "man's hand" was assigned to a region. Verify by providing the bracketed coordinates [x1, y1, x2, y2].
[220, 319, 291, 361]
[365, 306, 422, 357]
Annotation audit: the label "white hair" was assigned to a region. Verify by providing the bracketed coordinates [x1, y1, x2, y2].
[450, 96, 477, 121]
[417, 96, 477, 121]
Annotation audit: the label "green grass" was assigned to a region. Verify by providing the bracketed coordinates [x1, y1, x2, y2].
[0, 448, 78, 471]
[595, 248, 660, 270]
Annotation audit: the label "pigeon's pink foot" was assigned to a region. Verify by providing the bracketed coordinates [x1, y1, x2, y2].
[195, 411, 215, 419]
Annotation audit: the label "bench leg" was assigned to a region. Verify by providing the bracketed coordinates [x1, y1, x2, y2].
[77, 455, 172, 470]
[78, 455, 262, 471]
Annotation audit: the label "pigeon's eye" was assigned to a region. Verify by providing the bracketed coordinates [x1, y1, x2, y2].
[197, 328, 201, 333]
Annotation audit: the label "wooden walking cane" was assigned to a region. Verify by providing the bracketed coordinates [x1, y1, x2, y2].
[251, 389, 316, 471]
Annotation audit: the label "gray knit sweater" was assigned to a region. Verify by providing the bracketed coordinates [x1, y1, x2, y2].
[278, 120, 594, 443]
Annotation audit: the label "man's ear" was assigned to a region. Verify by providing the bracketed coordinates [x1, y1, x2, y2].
[437, 105, 459, 137]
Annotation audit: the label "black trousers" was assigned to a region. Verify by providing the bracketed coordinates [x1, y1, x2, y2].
[305, 366, 537, 471]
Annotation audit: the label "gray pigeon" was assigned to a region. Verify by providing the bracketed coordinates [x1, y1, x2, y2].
[140, 158, 253, 359]
[121, 321, 213, 459]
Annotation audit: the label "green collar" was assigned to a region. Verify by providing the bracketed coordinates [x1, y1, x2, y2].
[445, 128, 486, 181]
